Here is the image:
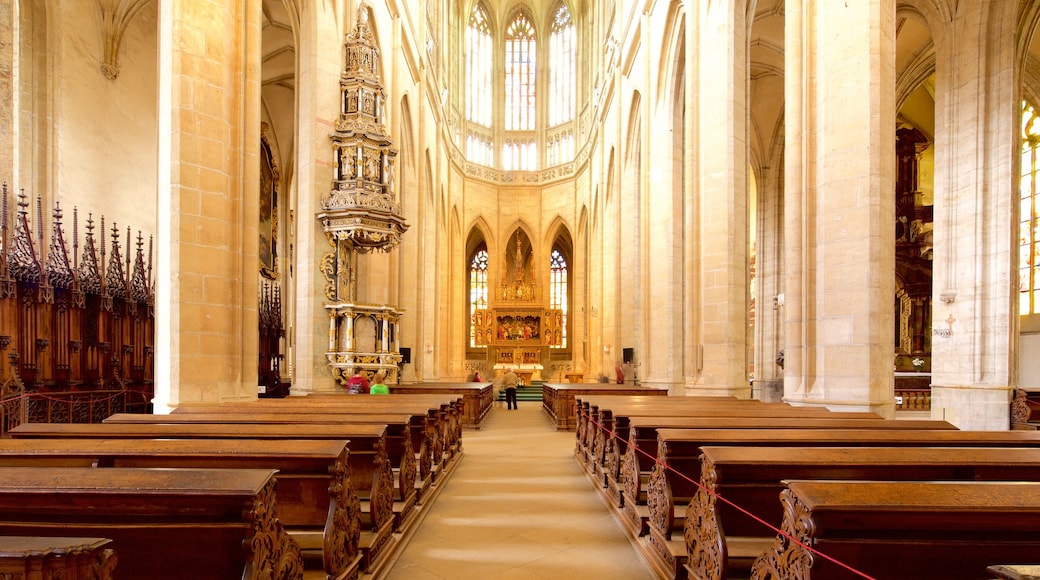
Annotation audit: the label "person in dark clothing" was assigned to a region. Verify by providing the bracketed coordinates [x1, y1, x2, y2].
[503, 367, 519, 410]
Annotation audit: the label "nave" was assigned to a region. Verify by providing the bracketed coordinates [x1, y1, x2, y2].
[384, 404, 653, 579]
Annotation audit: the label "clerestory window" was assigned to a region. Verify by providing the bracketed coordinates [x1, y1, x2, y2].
[460, 2, 577, 171]
[1021, 101, 1040, 315]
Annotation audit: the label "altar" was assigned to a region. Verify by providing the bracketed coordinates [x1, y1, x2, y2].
[492, 362, 543, 384]
[476, 228, 564, 384]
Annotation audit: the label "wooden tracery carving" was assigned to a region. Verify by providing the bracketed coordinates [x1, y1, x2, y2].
[0, 185, 154, 433]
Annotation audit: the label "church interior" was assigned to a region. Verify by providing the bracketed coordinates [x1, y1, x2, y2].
[2, 0, 1040, 577]
[5, 0, 1040, 429]
[2, 0, 1040, 428]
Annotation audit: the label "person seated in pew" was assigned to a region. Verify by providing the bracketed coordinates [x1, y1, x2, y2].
[347, 367, 370, 394]
[370, 371, 390, 395]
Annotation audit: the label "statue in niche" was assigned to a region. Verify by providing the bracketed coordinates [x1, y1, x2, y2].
[343, 150, 357, 179]
[500, 229, 535, 301]
[365, 155, 380, 181]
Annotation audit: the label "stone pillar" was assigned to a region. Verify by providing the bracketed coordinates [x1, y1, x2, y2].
[0, 0, 13, 181]
[929, 2, 1017, 430]
[154, 0, 262, 410]
[783, 0, 896, 415]
[685, 0, 749, 396]
[290, 2, 345, 394]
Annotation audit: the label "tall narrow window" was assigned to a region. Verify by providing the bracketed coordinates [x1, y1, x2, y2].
[550, 248, 568, 348]
[470, 247, 489, 347]
[505, 13, 536, 132]
[466, 4, 492, 127]
[548, 2, 575, 128]
[1021, 101, 1040, 315]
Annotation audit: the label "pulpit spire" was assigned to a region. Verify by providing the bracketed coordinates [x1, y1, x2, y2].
[317, 1, 408, 258]
[317, 3, 408, 386]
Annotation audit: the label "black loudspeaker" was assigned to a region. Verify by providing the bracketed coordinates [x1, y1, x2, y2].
[400, 347, 411, 364]
[622, 348, 634, 364]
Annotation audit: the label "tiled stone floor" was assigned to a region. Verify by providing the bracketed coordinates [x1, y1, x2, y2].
[382, 403, 654, 579]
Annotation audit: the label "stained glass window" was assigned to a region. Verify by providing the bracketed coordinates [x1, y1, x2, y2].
[548, 3, 575, 128]
[470, 247, 489, 347]
[1021, 101, 1040, 315]
[466, 4, 492, 127]
[505, 13, 536, 132]
[550, 247, 568, 348]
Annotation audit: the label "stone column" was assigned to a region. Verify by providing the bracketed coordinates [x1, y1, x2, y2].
[155, 0, 262, 410]
[0, 0, 13, 181]
[929, 2, 1017, 430]
[685, 0, 749, 396]
[783, 0, 896, 415]
[290, 2, 346, 394]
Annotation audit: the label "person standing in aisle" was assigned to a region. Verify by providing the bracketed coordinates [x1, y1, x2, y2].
[503, 367, 519, 410]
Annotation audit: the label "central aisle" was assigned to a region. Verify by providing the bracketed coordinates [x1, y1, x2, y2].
[383, 403, 654, 579]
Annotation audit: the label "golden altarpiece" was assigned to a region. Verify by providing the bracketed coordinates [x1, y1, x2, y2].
[317, 4, 409, 385]
[474, 229, 564, 384]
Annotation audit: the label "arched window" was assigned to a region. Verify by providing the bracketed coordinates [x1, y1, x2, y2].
[548, 2, 575, 128]
[466, 3, 492, 128]
[550, 247, 568, 348]
[470, 246, 489, 347]
[1021, 101, 1040, 315]
[505, 13, 536, 132]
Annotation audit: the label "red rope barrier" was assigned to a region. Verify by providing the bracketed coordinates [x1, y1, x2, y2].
[578, 409, 876, 580]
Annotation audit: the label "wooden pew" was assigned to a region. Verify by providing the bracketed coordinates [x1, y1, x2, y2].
[0, 438, 362, 580]
[750, 480, 1040, 580]
[105, 411, 429, 508]
[175, 395, 463, 477]
[614, 416, 956, 541]
[7, 422, 397, 575]
[574, 395, 880, 467]
[541, 383, 670, 430]
[988, 565, 1040, 580]
[607, 413, 956, 528]
[284, 393, 465, 454]
[1012, 387, 1040, 430]
[0, 537, 116, 580]
[577, 398, 882, 484]
[389, 383, 494, 429]
[687, 446, 1040, 580]
[0, 467, 303, 579]
[642, 428, 1040, 580]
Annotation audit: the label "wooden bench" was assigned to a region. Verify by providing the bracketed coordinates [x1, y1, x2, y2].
[283, 393, 465, 454]
[1012, 388, 1040, 430]
[0, 467, 303, 579]
[615, 416, 956, 540]
[687, 446, 1040, 580]
[0, 438, 362, 580]
[175, 395, 463, 478]
[575, 396, 880, 472]
[750, 480, 1040, 580]
[642, 428, 1040, 580]
[7, 422, 397, 575]
[0, 537, 116, 580]
[541, 384, 670, 430]
[575, 396, 765, 468]
[988, 565, 1040, 580]
[578, 399, 884, 490]
[389, 383, 494, 429]
[105, 411, 430, 507]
